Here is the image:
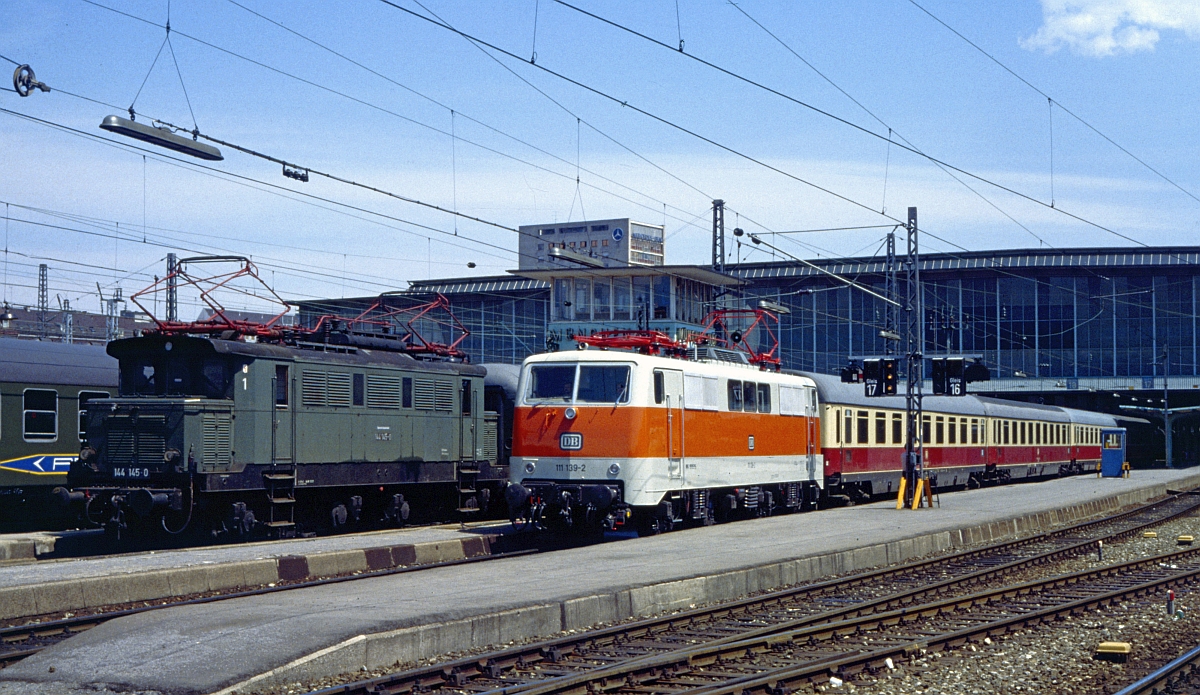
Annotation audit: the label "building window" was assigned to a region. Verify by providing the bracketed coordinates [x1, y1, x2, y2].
[24, 389, 57, 441]
[614, 278, 632, 321]
[602, 239, 609, 247]
[593, 279, 611, 321]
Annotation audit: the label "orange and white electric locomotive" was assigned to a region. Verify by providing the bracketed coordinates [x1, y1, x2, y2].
[506, 313, 823, 535]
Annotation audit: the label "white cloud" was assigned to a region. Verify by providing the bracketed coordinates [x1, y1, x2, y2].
[1022, 0, 1200, 56]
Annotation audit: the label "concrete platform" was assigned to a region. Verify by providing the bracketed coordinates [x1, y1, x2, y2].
[0, 522, 508, 620]
[4, 469, 1200, 695]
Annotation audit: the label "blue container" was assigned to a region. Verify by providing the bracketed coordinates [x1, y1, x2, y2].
[1101, 428, 1127, 477]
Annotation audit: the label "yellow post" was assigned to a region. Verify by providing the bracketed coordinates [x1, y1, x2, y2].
[911, 478, 925, 510]
[1096, 462, 1102, 478]
[896, 477, 907, 509]
[1123, 462, 1131, 478]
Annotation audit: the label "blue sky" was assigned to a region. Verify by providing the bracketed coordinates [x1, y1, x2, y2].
[1, 0, 1198, 317]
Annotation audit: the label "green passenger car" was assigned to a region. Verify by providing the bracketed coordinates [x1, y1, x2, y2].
[0, 337, 118, 530]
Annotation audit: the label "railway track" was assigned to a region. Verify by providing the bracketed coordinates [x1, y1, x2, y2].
[306, 491, 1200, 695]
[0, 547, 537, 668]
[1113, 642, 1200, 695]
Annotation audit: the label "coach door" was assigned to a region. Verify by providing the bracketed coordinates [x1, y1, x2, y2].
[655, 369, 685, 480]
[272, 365, 293, 463]
[805, 387, 818, 481]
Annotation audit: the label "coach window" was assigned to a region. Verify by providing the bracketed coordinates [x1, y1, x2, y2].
[727, 381, 743, 411]
[77, 391, 109, 441]
[845, 410, 854, 443]
[948, 416, 957, 444]
[971, 418, 979, 445]
[24, 389, 57, 441]
[857, 410, 869, 444]
[921, 415, 931, 444]
[757, 384, 771, 414]
[892, 413, 903, 444]
[875, 412, 886, 444]
[935, 416, 944, 445]
[1001, 421, 1008, 444]
[744, 382, 758, 413]
[835, 409, 841, 443]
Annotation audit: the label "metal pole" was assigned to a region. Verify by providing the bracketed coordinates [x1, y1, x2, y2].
[37, 264, 48, 338]
[904, 207, 923, 504]
[166, 253, 178, 323]
[1163, 349, 1172, 469]
[712, 200, 725, 273]
[885, 230, 897, 356]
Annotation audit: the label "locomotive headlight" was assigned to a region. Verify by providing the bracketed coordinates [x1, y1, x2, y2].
[564, 407, 577, 420]
[524, 461, 536, 474]
[608, 463, 621, 476]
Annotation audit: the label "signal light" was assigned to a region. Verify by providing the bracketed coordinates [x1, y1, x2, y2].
[932, 358, 967, 396]
[882, 358, 898, 395]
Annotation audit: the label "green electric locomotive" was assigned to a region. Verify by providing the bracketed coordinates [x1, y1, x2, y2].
[65, 331, 505, 539]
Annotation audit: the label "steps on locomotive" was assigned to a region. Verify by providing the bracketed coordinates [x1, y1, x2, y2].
[263, 467, 297, 529]
[457, 465, 481, 514]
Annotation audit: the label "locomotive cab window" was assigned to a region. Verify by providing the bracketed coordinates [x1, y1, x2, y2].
[576, 365, 630, 403]
[77, 391, 109, 441]
[527, 364, 630, 404]
[528, 365, 575, 402]
[23, 389, 57, 441]
[275, 365, 289, 407]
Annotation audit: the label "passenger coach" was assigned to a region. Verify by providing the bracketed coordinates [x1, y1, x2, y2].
[808, 373, 1116, 501]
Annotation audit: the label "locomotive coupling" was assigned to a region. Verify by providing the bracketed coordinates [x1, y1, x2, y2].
[505, 482, 530, 510]
[51, 487, 85, 506]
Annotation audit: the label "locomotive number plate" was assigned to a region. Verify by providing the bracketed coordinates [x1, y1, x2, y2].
[559, 432, 583, 451]
[112, 467, 150, 479]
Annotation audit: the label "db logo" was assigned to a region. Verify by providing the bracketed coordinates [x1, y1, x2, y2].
[559, 432, 583, 451]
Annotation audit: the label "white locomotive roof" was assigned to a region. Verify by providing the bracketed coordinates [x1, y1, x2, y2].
[525, 348, 817, 385]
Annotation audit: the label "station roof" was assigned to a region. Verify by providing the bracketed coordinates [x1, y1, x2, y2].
[731, 246, 1200, 281]
[511, 264, 747, 286]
